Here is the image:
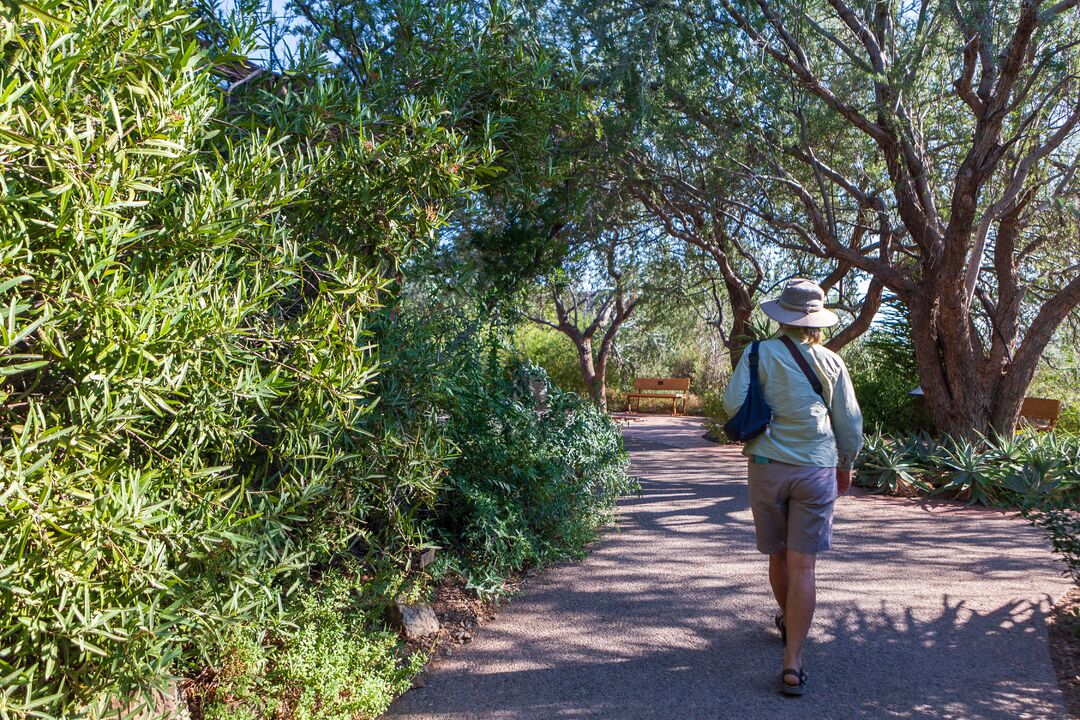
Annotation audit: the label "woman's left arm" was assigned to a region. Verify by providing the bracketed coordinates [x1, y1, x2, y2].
[722, 345, 752, 419]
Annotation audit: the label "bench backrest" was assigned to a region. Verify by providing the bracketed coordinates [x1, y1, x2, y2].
[633, 377, 690, 393]
[1020, 397, 1062, 422]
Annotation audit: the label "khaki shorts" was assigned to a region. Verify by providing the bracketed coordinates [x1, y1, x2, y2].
[747, 459, 836, 555]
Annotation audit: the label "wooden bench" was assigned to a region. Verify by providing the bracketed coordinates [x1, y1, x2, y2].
[909, 387, 1062, 431]
[1019, 397, 1062, 431]
[626, 377, 690, 416]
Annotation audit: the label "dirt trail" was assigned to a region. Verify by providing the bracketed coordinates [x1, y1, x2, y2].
[387, 416, 1072, 719]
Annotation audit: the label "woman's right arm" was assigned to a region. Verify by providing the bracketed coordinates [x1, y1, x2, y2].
[830, 361, 863, 471]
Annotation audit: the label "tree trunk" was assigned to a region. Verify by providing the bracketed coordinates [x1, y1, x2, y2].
[726, 300, 754, 370]
[907, 292, 1036, 440]
[594, 351, 609, 411]
[574, 337, 606, 409]
[990, 368, 1034, 438]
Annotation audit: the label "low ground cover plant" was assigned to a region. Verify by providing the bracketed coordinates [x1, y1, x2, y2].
[194, 569, 426, 720]
[856, 429, 1080, 508]
[857, 429, 1080, 590]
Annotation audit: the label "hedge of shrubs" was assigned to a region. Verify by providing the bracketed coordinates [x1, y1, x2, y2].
[0, 2, 631, 718]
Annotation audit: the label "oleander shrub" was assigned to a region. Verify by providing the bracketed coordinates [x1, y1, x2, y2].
[0, 0, 483, 716]
[0, 1, 630, 716]
[195, 303, 636, 714]
[438, 362, 632, 592]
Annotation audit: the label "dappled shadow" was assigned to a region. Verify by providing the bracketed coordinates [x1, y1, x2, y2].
[390, 596, 1061, 719]
[386, 417, 1070, 720]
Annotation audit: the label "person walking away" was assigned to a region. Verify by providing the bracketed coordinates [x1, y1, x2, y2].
[722, 278, 863, 696]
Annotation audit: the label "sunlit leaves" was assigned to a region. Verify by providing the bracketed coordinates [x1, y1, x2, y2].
[0, 0, 484, 716]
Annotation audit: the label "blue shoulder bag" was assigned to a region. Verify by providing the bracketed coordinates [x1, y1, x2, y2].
[723, 341, 772, 443]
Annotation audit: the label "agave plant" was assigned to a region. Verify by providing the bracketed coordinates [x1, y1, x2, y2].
[856, 429, 933, 496]
[936, 435, 1008, 506]
[1001, 431, 1080, 508]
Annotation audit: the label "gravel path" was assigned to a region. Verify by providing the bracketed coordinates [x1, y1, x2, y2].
[387, 416, 1072, 719]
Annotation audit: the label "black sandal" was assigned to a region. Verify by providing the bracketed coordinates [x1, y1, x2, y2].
[774, 613, 787, 644]
[780, 667, 807, 696]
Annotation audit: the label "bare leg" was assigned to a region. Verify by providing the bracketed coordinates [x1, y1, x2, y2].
[768, 550, 788, 615]
[782, 549, 817, 682]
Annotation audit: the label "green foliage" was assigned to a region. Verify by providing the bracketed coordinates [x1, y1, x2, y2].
[860, 428, 1080, 583]
[289, 0, 599, 301]
[855, 430, 935, 497]
[842, 304, 928, 435]
[374, 293, 634, 594]
[1029, 345, 1080, 434]
[1027, 508, 1080, 586]
[1061, 403, 1080, 435]
[0, 2, 383, 713]
[200, 568, 425, 720]
[0, 1, 622, 717]
[856, 429, 1080, 508]
[439, 362, 632, 590]
[513, 324, 587, 395]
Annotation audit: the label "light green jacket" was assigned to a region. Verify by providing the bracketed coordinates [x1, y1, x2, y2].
[722, 332, 863, 470]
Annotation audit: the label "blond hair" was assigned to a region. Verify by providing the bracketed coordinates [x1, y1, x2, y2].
[780, 324, 823, 344]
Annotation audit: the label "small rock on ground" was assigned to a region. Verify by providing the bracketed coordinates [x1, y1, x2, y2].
[389, 601, 440, 639]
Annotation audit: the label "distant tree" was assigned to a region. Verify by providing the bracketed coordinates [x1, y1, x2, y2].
[529, 228, 647, 409]
[538, 0, 884, 366]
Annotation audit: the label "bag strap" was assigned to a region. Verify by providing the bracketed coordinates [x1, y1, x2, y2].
[746, 341, 763, 393]
[779, 335, 823, 399]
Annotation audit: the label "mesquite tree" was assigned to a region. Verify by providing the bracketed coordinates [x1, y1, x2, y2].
[529, 230, 647, 408]
[716, 0, 1080, 437]
[538, 0, 885, 365]
[630, 150, 884, 363]
[628, 153, 767, 368]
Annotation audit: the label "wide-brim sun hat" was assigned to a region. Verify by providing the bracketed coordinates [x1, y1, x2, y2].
[760, 278, 839, 328]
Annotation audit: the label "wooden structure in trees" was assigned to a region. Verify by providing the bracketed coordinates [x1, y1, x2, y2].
[910, 387, 1061, 432]
[626, 377, 690, 416]
[1018, 397, 1062, 432]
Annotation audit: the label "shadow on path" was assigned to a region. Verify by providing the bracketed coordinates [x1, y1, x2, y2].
[387, 417, 1071, 720]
